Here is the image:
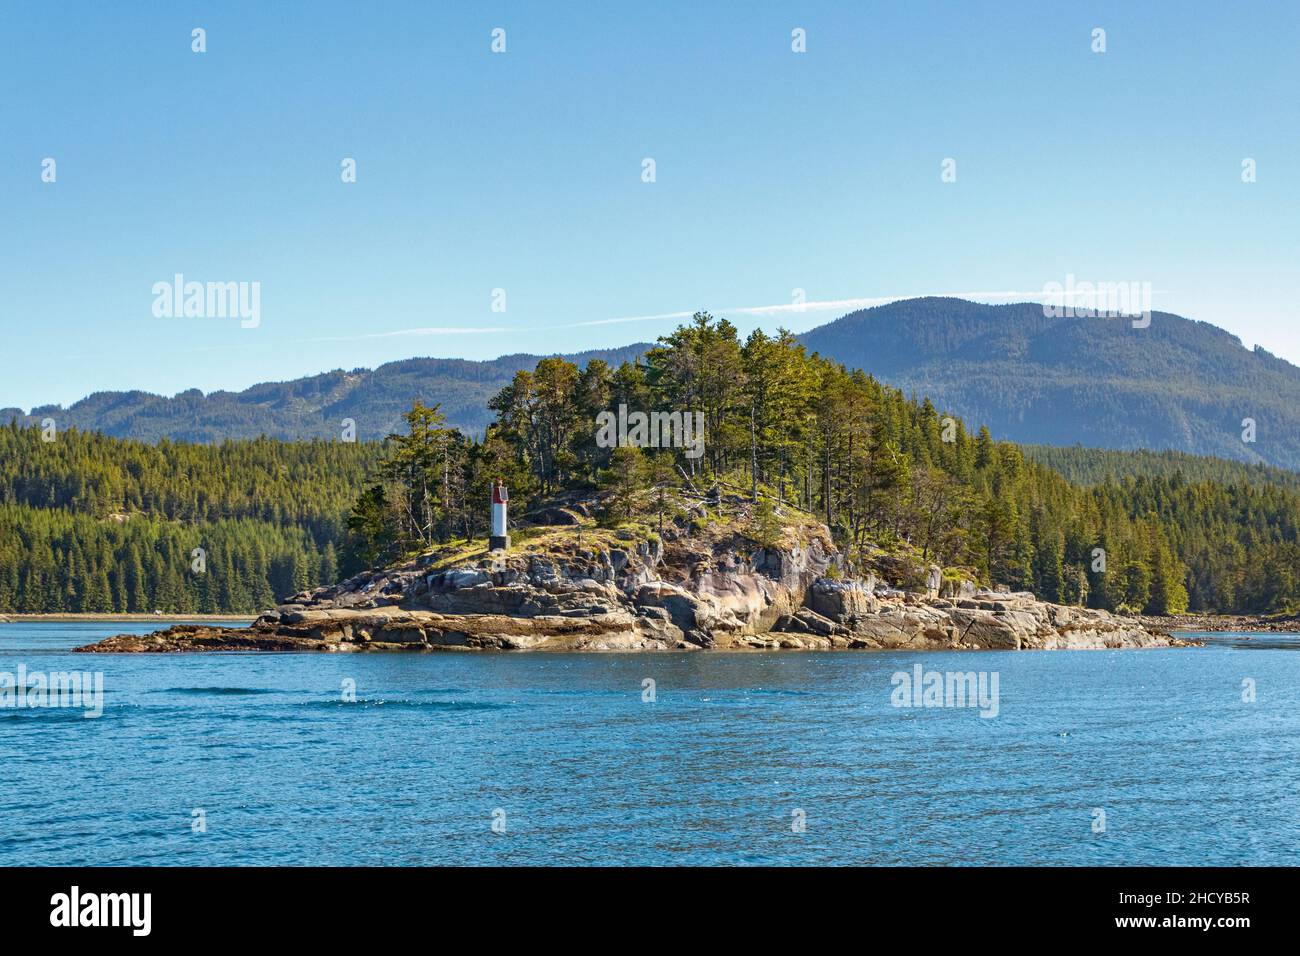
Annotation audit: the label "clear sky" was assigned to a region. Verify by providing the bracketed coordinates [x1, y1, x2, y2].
[2, 1, 1297, 409]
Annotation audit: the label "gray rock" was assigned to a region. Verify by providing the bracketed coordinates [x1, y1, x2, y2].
[792, 608, 838, 637]
[634, 581, 702, 633]
[805, 578, 878, 621]
[526, 506, 582, 526]
[436, 568, 490, 590]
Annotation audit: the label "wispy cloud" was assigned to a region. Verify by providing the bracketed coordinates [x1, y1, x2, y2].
[306, 289, 1167, 342]
[554, 292, 1057, 328]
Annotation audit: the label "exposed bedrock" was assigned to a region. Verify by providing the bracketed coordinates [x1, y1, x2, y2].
[77, 521, 1181, 653]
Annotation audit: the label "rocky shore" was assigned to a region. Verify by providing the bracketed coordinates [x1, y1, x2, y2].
[75, 492, 1191, 654]
[1143, 611, 1300, 633]
[0, 613, 252, 623]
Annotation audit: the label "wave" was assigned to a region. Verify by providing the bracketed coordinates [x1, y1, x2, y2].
[0, 706, 105, 722]
[304, 698, 510, 712]
[156, 687, 289, 696]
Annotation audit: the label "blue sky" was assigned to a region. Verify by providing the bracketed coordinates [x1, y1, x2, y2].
[2, 1, 1297, 409]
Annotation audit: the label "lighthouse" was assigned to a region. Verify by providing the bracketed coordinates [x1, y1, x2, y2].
[489, 479, 510, 551]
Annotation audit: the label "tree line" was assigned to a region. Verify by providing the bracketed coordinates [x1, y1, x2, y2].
[0, 424, 377, 613]
[0, 506, 337, 614]
[6, 312, 1300, 616]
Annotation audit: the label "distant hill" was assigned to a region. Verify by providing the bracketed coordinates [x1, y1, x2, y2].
[9, 297, 1300, 470]
[2, 345, 651, 443]
[799, 297, 1300, 470]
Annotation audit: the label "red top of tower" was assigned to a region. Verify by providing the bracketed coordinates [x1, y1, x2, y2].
[492, 480, 508, 504]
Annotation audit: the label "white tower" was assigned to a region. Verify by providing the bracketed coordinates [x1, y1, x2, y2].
[489, 479, 509, 551]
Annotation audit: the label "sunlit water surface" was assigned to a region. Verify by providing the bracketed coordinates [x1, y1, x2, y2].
[1, 622, 1295, 865]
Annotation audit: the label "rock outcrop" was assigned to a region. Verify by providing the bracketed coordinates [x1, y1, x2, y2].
[75, 493, 1186, 654]
[747, 589, 1175, 651]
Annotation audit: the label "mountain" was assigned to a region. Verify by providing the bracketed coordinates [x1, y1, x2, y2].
[8, 297, 1300, 469]
[799, 297, 1300, 469]
[2, 345, 651, 443]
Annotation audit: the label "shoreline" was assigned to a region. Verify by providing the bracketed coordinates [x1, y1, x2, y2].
[9, 613, 1283, 631]
[0, 613, 256, 623]
[1144, 613, 1300, 634]
[71, 601, 1194, 654]
[7, 612, 1291, 646]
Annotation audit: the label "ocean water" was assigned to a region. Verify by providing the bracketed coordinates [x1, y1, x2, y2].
[1, 621, 1296, 866]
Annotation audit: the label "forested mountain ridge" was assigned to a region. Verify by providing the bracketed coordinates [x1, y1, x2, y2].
[799, 297, 1300, 468]
[2, 345, 650, 444]
[11, 297, 1300, 469]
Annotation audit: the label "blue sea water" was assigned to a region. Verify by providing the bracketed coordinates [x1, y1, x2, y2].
[1, 621, 1296, 866]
